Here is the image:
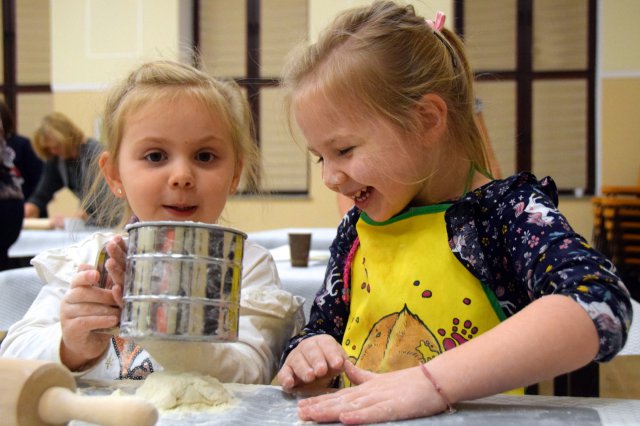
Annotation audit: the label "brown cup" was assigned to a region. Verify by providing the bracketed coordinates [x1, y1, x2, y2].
[288, 233, 312, 267]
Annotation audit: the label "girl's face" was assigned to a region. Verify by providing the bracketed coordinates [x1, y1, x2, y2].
[103, 95, 241, 224]
[294, 92, 434, 222]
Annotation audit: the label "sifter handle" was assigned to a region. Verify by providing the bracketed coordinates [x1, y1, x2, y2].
[38, 386, 158, 426]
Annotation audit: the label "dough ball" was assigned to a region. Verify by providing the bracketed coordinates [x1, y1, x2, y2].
[136, 371, 234, 411]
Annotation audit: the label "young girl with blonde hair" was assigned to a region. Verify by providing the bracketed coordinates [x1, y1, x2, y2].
[276, 2, 631, 423]
[2, 60, 302, 384]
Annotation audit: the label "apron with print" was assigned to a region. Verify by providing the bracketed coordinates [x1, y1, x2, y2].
[342, 205, 506, 381]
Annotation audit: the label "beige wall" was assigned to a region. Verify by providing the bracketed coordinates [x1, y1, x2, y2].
[47, 1, 640, 239]
[558, 1, 640, 239]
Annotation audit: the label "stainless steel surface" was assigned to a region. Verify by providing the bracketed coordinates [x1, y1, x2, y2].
[73, 380, 640, 425]
[120, 222, 246, 342]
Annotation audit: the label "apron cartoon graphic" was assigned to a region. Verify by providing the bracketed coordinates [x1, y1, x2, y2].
[342, 204, 506, 383]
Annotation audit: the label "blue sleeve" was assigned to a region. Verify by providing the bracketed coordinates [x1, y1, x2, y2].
[279, 208, 360, 366]
[501, 176, 631, 361]
[505, 178, 633, 361]
[447, 173, 631, 362]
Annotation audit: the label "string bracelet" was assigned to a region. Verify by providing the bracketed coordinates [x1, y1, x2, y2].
[419, 363, 456, 414]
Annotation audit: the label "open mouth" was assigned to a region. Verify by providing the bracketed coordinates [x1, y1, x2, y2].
[165, 205, 197, 213]
[352, 187, 372, 203]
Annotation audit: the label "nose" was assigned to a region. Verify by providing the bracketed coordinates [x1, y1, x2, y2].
[168, 159, 195, 189]
[322, 161, 347, 191]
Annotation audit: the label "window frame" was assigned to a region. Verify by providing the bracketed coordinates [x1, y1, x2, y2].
[454, 0, 597, 195]
[1, 0, 52, 126]
[192, 0, 308, 196]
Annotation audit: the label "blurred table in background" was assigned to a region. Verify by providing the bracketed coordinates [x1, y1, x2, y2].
[248, 227, 337, 250]
[8, 228, 100, 267]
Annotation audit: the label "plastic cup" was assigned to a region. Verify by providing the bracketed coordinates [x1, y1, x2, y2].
[288, 233, 312, 267]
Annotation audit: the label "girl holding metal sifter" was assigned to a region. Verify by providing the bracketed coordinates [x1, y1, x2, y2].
[1, 60, 303, 384]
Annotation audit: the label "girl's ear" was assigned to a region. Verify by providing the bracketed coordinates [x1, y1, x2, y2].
[229, 159, 244, 195]
[99, 152, 124, 198]
[417, 93, 448, 145]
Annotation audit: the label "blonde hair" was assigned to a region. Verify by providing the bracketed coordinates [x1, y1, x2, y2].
[32, 112, 85, 160]
[283, 0, 488, 173]
[85, 60, 259, 228]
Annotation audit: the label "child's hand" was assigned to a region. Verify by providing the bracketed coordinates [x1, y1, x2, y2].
[276, 334, 347, 392]
[59, 264, 121, 371]
[103, 235, 127, 308]
[297, 362, 448, 424]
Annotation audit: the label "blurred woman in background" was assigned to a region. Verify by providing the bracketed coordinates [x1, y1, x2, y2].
[27, 112, 102, 228]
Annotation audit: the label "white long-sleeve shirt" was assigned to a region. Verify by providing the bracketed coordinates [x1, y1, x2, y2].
[0, 231, 303, 384]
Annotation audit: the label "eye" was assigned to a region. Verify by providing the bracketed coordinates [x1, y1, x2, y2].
[144, 151, 166, 162]
[313, 155, 324, 164]
[195, 151, 216, 162]
[338, 147, 353, 156]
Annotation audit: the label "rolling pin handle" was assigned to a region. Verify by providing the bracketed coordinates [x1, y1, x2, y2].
[38, 386, 158, 426]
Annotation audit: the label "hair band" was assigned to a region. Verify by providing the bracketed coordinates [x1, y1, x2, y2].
[426, 11, 446, 32]
[425, 11, 458, 69]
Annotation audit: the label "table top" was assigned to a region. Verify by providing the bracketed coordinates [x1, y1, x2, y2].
[74, 381, 640, 425]
[8, 228, 104, 259]
[247, 227, 337, 250]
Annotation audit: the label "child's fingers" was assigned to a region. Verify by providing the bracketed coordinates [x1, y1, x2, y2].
[106, 235, 127, 264]
[343, 360, 376, 385]
[285, 338, 345, 384]
[104, 257, 124, 288]
[70, 266, 100, 288]
[67, 266, 121, 307]
[276, 364, 299, 391]
[105, 236, 127, 288]
[112, 284, 125, 308]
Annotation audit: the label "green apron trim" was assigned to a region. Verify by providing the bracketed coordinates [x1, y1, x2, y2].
[481, 282, 507, 322]
[361, 203, 451, 226]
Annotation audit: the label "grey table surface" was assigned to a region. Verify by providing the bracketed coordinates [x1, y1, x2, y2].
[8, 228, 101, 259]
[74, 381, 640, 426]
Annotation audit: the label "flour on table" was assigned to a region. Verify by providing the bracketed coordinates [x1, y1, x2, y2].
[136, 371, 235, 412]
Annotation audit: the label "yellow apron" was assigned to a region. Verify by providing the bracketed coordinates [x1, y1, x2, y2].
[343, 205, 509, 385]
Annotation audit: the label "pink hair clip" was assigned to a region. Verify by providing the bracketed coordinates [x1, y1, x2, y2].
[426, 11, 446, 32]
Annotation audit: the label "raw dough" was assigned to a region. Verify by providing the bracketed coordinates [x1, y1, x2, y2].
[136, 371, 235, 411]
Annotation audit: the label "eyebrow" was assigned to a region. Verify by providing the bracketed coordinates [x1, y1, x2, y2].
[136, 134, 226, 146]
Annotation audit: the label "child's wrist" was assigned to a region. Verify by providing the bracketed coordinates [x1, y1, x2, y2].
[419, 363, 456, 414]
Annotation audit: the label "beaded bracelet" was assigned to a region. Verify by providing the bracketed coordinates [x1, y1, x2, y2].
[419, 363, 456, 414]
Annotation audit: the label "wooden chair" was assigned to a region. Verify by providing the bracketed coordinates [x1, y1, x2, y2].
[560, 171, 640, 398]
[603, 198, 640, 298]
[591, 168, 640, 291]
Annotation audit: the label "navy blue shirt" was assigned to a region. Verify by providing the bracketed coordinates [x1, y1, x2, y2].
[283, 173, 632, 365]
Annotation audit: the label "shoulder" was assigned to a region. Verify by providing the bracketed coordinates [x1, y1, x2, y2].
[241, 240, 280, 285]
[452, 172, 558, 213]
[243, 240, 274, 266]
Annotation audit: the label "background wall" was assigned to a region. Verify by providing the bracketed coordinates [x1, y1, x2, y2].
[46, 0, 640, 238]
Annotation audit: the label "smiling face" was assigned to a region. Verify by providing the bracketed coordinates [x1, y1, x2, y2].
[294, 90, 436, 222]
[101, 95, 241, 224]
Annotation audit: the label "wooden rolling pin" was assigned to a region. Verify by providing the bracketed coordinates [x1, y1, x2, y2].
[0, 358, 158, 426]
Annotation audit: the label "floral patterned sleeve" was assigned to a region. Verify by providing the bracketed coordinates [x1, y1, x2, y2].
[279, 209, 360, 366]
[450, 173, 632, 362]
